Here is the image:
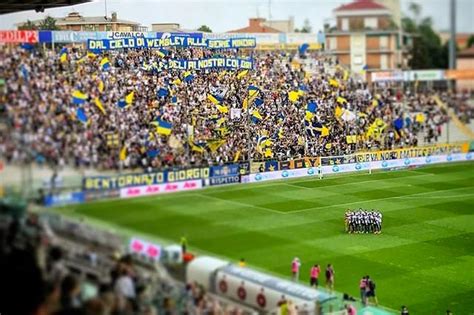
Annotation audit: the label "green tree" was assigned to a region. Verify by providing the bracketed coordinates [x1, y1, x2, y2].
[18, 20, 38, 30]
[467, 35, 474, 48]
[403, 5, 447, 69]
[38, 16, 59, 30]
[197, 25, 212, 33]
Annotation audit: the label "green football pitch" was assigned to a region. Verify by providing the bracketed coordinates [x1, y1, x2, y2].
[59, 162, 474, 314]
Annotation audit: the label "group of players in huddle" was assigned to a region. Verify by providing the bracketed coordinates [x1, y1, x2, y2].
[345, 209, 383, 234]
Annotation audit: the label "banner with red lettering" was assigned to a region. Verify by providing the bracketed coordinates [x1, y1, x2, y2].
[0, 30, 38, 43]
[120, 179, 202, 198]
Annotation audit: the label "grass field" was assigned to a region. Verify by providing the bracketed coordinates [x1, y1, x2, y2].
[61, 162, 474, 314]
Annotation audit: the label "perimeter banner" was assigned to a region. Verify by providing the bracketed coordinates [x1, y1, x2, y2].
[322, 143, 466, 165]
[83, 167, 210, 191]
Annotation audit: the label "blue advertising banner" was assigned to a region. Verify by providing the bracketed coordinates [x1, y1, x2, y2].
[44, 191, 84, 207]
[83, 167, 210, 191]
[209, 175, 241, 186]
[210, 163, 240, 177]
[39, 31, 52, 43]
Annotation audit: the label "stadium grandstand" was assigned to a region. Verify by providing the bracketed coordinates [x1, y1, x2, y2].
[0, 1, 473, 315]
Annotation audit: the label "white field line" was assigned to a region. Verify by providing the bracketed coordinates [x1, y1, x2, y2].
[193, 193, 284, 215]
[283, 173, 435, 191]
[285, 186, 473, 215]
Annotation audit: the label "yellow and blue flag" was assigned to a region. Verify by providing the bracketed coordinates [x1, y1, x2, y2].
[157, 49, 168, 58]
[207, 93, 223, 105]
[183, 71, 194, 83]
[248, 85, 260, 98]
[72, 90, 87, 105]
[100, 57, 110, 70]
[251, 110, 263, 123]
[254, 98, 264, 107]
[216, 103, 229, 114]
[59, 47, 68, 63]
[155, 119, 172, 136]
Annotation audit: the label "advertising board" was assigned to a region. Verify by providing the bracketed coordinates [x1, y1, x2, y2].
[128, 237, 161, 261]
[44, 191, 84, 207]
[119, 179, 202, 198]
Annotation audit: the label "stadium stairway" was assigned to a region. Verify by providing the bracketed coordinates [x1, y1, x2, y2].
[433, 95, 474, 141]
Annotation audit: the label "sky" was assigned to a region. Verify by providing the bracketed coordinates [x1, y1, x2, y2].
[1, 0, 473, 33]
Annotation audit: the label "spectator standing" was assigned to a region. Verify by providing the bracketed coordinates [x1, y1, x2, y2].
[367, 276, 378, 305]
[310, 264, 320, 288]
[291, 257, 301, 282]
[325, 264, 335, 292]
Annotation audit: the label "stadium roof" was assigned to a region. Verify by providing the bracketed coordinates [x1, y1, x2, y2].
[334, 0, 388, 11]
[0, 0, 91, 15]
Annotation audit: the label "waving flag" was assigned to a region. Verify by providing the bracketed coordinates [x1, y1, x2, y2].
[288, 91, 300, 102]
[94, 97, 106, 115]
[251, 110, 262, 123]
[189, 141, 206, 153]
[298, 43, 309, 55]
[155, 119, 172, 136]
[254, 98, 264, 107]
[76, 107, 88, 123]
[336, 96, 347, 104]
[306, 102, 317, 113]
[237, 70, 249, 79]
[119, 146, 127, 161]
[98, 79, 105, 92]
[329, 78, 339, 88]
[59, 47, 68, 63]
[207, 94, 223, 105]
[183, 71, 194, 82]
[157, 87, 169, 97]
[248, 85, 260, 98]
[172, 78, 182, 85]
[117, 99, 129, 109]
[100, 57, 110, 70]
[125, 91, 134, 105]
[157, 49, 168, 58]
[147, 149, 160, 158]
[72, 90, 87, 105]
[393, 117, 404, 130]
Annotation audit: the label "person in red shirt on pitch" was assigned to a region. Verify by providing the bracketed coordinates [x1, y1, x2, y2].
[310, 264, 320, 288]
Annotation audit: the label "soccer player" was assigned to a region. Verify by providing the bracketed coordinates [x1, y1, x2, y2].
[310, 264, 320, 288]
[238, 258, 246, 267]
[325, 264, 335, 292]
[291, 257, 301, 282]
[401, 305, 409, 315]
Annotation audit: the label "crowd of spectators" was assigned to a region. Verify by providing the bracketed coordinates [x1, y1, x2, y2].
[0, 44, 457, 172]
[0, 211, 253, 315]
